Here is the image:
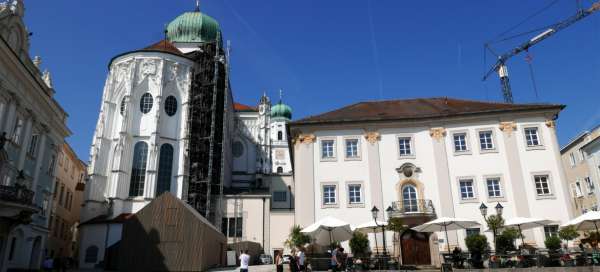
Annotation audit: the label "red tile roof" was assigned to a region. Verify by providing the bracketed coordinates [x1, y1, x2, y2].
[293, 97, 564, 125]
[234, 102, 257, 112]
[140, 40, 185, 57]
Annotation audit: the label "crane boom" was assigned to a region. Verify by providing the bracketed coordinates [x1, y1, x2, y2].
[482, 1, 600, 103]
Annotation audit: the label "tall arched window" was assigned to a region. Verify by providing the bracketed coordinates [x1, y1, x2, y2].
[277, 167, 283, 174]
[164, 96, 178, 116]
[140, 93, 153, 114]
[156, 144, 174, 196]
[402, 185, 418, 213]
[277, 131, 283, 141]
[129, 142, 148, 197]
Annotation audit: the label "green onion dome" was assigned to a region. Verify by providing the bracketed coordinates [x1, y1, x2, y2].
[271, 102, 292, 120]
[166, 11, 221, 43]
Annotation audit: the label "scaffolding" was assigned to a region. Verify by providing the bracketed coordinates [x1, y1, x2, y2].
[186, 34, 229, 225]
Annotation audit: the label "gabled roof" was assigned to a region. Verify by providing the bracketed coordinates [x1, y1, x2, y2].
[234, 102, 257, 112]
[292, 97, 564, 125]
[140, 40, 185, 57]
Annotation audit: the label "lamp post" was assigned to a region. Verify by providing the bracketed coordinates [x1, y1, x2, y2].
[371, 206, 388, 256]
[479, 202, 504, 254]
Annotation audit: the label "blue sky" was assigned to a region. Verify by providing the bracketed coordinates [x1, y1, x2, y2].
[24, 0, 600, 160]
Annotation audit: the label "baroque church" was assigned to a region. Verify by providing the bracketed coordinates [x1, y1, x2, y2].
[79, 4, 294, 269]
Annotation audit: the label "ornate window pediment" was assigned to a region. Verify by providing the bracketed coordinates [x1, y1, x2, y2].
[396, 163, 421, 179]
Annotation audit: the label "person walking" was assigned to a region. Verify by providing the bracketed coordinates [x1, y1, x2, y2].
[297, 247, 306, 271]
[239, 250, 250, 272]
[290, 249, 298, 272]
[275, 251, 284, 272]
[330, 247, 339, 272]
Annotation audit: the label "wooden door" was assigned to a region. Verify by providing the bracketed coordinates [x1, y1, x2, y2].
[401, 230, 431, 265]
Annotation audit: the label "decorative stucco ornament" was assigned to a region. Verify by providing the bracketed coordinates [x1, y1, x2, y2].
[499, 121, 517, 135]
[364, 131, 381, 144]
[429, 127, 446, 141]
[545, 120, 556, 129]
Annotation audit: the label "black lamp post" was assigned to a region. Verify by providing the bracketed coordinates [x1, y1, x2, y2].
[371, 206, 388, 256]
[480, 202, 503, 254]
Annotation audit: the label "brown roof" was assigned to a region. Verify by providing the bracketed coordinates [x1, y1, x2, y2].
[293, 97, 564, 125]
[140, 40, 186, 57]
[234, 102, 257, 112]
[79, 213, 134, 227]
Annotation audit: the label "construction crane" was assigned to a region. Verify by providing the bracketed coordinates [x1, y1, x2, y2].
[482, 1, 600, 103]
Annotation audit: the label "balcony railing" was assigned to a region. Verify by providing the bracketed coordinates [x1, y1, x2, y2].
[390, 199, 435, 216]
[0, 184, 35, 206]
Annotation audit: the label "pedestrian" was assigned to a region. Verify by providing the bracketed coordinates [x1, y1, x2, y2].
[42, 256, 53, 272]
[239, 250, 250, 272]
[275, 251, 284, 272]
[330, 247, 339, 272]
[336, 247, 345, 271]
[297, 247, 306, 271]
[290, 248, 298, 272]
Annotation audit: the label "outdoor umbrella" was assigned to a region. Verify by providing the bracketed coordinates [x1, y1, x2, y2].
[355, 220, 388, 255]
[503, 217, 556, 247]
[412, 217, 480, 253]
[301, 216, 353, 247]
[561, 211, 600, 232]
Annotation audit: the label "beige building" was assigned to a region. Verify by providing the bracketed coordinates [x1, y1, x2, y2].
[561, 125, 600, 215]
[47, 143, 85, 259]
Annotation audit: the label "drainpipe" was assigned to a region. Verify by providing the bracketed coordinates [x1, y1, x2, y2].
[262, 197, 266, 253]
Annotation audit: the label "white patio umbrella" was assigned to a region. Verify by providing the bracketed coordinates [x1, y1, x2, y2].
[561, 211, 600, 232]
[412, 217, 480, 253]
[301, 216, 353, 247]
[355, 220, 388, 255]
[504, 217, 556, 247]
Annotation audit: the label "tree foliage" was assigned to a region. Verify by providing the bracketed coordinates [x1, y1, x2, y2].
[544, 236, 562, 252]
[465, 234, 489, 253]
[349, 231, 370, 257]
[559, 226, 579, 246]
[496, 228, 519, 253]
[387, 217, 406, 233]
[285, 225, 311, 249]
[486, 215, 504, 233]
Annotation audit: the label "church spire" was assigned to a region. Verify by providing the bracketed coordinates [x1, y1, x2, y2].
[195, 0, 200, 12]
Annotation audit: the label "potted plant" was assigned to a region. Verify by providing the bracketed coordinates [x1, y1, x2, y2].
[349, 231, 370, 270]
[559, 226, 579, 249]
[544, 236, 562, 267]
[465, 234, 489, 268]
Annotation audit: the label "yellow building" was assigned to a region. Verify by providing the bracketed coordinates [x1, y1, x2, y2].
[46, 143, 86, 259]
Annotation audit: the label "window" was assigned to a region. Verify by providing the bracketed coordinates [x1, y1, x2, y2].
[402, 185, 418, 212]
[398, 137, 412, 156]
[585, 177, 595, 194]
[569, 153, 577, 166]
[453, 133, 468, 152]
[48, 155, 56, 176]
[321, 140, 335, 159]
[120, 98, 126, 116]
[276, 167, 283, 174]
[273, 191, 287, 202]
[84, 246, 99, 263]
[534, 175, 552, 196]
[59, 184, 65, 206]
[466, 228, 480, 237]
[486, 178, 502, 198]
[572, 181, 583, 198]
[348, 184, 362, 204]
[156, 144, 174, 196]
[544, 225, 559, 239]
[524, 127, 541, 146]
[323, 185, 336, 205]
[53, 181, 59, 199]
[232, 141, 244, 158]
[277, 131, 283, 141]
[225, 217, 242, 238]
[345, 139, 359, 159]
[579, 149, 586, 162]
[129, 142, 149, 197]
[140, 93, 153, 114]
[28, 134, 39, 157]
[479, 131, 494, 150]
[164, 96, 177, 116]
[459, 179, 475, 200]
[12, 118, 23, 144]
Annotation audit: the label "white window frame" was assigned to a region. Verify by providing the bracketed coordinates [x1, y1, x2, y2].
[569, 152, 577, 167]
[484, 175, 506, 202]
[585, 177, 595, 195]
[523, 125, 545, 150]
[346, 181, 365, 208]
[476, 128, 497, 154]
[343, 137, 361, 161]
[319, 138, 337, 161]
[532, 172, 555, 200]
[396, 134, 416, 159]
[457, 176, 478, 203]
[11, 118, 24, 145]
[27, 133, 39, 158]
[321, 182, 339, 208]
[451, 130, 471, 155]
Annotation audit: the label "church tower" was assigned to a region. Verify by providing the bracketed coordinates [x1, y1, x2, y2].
[270, 94, 292, 174]
[257, 93, 271, 174]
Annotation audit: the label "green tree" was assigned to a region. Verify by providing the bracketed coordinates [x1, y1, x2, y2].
[559, 226, 579, 248]
[465, 234, 489, 269]
[349, 231, 370, 257]
[496, 228, 519, 254]
[544, 236, 562, 252]
[387, 217, 406, 257]
[285, 225, 311, 249]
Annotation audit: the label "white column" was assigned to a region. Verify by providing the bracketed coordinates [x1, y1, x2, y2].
[31, 130, 48, 190]
[0, 101, 7, 131]
[17, 116, 34, 170]
[2, 99, 17, 134]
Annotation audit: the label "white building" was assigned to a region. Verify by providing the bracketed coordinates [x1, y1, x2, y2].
[0, 1, 71, 270]
[290, 97, 572, 266]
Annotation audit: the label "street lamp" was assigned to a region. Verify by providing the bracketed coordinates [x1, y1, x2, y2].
[371, 206, 388, 257]
[480, 202, 503, 254]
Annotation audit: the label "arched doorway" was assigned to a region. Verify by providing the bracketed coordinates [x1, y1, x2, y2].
[29, 236, 42, 269]
[401, 229, 431, 265]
